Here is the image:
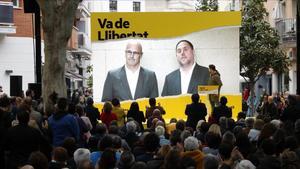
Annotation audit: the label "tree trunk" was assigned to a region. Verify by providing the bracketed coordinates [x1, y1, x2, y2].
[36, 0, 80, 115]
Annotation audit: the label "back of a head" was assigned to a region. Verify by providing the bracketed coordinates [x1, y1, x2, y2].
[98, 148, 116, 169]
[62, 137, 77, 158]
[164, 148, 182, 169]
[191, 94, 200, 103]
[111, 98, 120, 107]
[52, 147, 68, 163]
[28, 151, 49, 169]
[218, 143, 233, 161]
[204, 155, 219, 169]
[245, 118, 255, 128]
[73, 148, 91, 167]
[103, 102, 113, 113]
[126, 121, 137, 133]
[155, 125, 165, 137]
[0, 95, 10, 108]
[57, 97, 68, 111]
[176, 120, 186, 131]
[220, 96, 227, 105]
[254, 119, 264, 130]
[119, 151, 135, 169]
[95, 123, 107, 135]
[184, 136, 199, 151]
[86, 97, 94, 106]
[149, 98, 156, 106]
[98, 135, 113, 151]
[222, 131, 236, 145]
[75, 105, 84, 116]
[144, 132, 160, 152]
[129, 102, 139, 112]
[17, 108, 30, 125]
[170, 118, 178, 123]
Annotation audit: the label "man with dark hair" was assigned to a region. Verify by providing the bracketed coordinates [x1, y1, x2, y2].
[162, 40, 209, 96]
[136, 132, 160, 163]
[85, 97, 100, 134]
[4, 109, 44, 169]
[212, 96, 232, 123]
[185, 94, 207, 130]
[145, 97, 166, 119]
[48, 97, 80, 147]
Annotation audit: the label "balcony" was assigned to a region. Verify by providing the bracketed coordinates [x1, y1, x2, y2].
[76, 2, 90, 18]
[67, 26, 79, 50]
[0, 1, 16, 34]
[275, 18, 296, 47]
[71, 32, 92, 58]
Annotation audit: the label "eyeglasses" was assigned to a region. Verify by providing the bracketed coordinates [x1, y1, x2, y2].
[125, 50, 142, 56]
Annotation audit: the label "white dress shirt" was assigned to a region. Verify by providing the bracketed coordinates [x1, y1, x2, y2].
[125, 65, 140, 99]
[180, 62, 195, 94]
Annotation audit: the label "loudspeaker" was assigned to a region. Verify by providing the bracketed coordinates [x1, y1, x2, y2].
[23, 0, 39, 13]
[10, 76, 22, 97]
[28, 83, 42, 100]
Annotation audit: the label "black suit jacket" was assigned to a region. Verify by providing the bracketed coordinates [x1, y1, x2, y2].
[162, 63, 209, 96]
[102, 66, 158, 102]
[185, 102, 207, 130]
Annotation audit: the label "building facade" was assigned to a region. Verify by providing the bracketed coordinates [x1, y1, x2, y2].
[0, 0, 92, 98]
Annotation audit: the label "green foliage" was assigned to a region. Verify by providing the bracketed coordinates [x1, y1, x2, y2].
[240, 0, 289, 82]
[196, 0, 218, 11]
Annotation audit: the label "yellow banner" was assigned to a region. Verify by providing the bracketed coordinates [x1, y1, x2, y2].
[91, 12, 241, 41]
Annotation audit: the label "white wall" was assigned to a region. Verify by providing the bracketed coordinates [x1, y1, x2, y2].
[0, 36, 35, 95]
[90, 0, 145, 12]
[92, 27, 240, 102]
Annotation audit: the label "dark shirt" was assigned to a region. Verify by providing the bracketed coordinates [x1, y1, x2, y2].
[185, 102, 207, 130]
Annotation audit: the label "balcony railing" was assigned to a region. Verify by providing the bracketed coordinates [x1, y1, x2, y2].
[275, 18, 296, 44]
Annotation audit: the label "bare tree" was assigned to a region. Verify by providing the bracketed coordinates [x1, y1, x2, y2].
[35, 0, 81, 114]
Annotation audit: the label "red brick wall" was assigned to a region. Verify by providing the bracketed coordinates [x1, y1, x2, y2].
[8, 0, 34, 37]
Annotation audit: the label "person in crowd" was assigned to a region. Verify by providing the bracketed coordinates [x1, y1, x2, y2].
[185, 93, 207, 131]
[146, 98, 166, 119]
[162, 40, 209, 96]
[28, 151, 49, 169]
[0, 95, 12, 169]
[48, 97, 80, 147]
[155, 126, 170, 146]
[147, 109, 165, 129]
[48, 147, 69, 169]
[208, 64, 222, 112]
[136, 132, 160, 163]
[85, 97, 100, 134]
[182, 136, 205, 169]
[100, 102, 117, 128]
[111, 98, 126, 127]
[212, 96, 232, 122]
[4, 109, 45, 169]
[102, 41, 158, 101]
[127, 102, 145, 131]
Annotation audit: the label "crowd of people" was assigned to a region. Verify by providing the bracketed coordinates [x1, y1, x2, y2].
[1, 87, 300, 169]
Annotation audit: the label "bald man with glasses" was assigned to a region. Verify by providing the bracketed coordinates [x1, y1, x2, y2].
[102, 41, 158, 102]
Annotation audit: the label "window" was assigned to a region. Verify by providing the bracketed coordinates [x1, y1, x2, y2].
[12, 0, 19, 7]
[133, 1, 141, 12]
[109, 0, 117, 12]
